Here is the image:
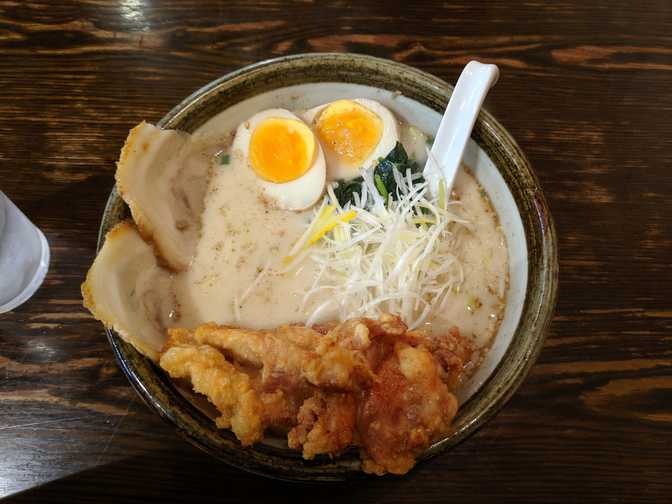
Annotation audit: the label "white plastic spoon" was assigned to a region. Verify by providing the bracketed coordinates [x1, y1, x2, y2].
[424, 61, 499, 198]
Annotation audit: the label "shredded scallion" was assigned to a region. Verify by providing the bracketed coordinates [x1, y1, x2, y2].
[289, 161, 471, 329]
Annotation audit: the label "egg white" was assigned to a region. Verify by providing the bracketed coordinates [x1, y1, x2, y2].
[302, 98, 400, 181]
[232, 108, 326, 211]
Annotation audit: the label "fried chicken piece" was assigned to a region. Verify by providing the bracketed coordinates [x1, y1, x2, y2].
[323, 319, 373, 351]
[191, 323, 266, 367]
[159, 342, 264, 446]
[254, 386, 317, 432]
[164, 327, 196, 346]
[257, 389, 300, 431]
[428, 326, 474, 389]
[357, 341, 459, 475]
[164, 328, 314, 435]
[190, 323, 372, 391]
[160, 313, 471, 475]
[287, 392, 357, 459]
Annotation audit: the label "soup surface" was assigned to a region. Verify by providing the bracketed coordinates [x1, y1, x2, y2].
[172, 113, 507, 354]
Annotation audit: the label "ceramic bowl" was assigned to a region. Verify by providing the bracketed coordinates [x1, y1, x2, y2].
[98, 53, 558, 481]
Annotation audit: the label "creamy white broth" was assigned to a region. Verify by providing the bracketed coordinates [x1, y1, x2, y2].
[167, 114, 508, 352]
[173, 142, 330, 329]
[426, 168, 507, 348]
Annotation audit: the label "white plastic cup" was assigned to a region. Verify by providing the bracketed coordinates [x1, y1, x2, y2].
[0, 191, 50, 313]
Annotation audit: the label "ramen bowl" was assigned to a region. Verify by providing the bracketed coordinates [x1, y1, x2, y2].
[98, 53, 557, 481]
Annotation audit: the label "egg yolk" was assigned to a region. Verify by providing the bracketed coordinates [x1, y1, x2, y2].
[315, 100, 383, 169]
[249, 118, 316, 183]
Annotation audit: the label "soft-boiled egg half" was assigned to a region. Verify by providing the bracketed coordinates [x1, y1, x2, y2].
[302, 98, 399, 181]
[232, 108, 326, 211]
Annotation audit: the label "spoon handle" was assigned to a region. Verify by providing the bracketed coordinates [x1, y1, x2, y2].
[424, 61, 499, 197]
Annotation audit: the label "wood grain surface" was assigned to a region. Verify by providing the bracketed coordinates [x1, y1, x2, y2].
[1, 0, 671, 502]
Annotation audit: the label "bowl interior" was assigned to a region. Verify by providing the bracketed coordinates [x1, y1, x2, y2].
[100, 53, 557, 481]
[193, 82, 528, 404]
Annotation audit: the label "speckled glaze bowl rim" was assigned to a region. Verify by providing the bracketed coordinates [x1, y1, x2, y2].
[98, 53, 558, 482]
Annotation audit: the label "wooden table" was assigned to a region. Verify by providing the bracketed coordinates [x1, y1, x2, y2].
[1, 1, 670, 502]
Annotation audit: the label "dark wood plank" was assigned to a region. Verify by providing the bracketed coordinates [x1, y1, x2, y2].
[0, 0, 671, 502]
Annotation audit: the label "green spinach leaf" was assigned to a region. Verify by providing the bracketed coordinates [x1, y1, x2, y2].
[331, 142, 425, 207]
